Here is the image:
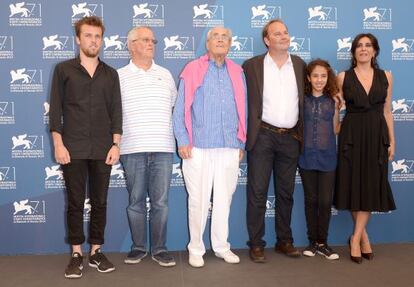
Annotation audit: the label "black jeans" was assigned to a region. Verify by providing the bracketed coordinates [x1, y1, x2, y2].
[62, 159, 111, 245]
[299, 168, 335, 244]
[247, 128, 300, 247]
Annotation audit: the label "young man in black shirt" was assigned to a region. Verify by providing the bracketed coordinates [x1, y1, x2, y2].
[49, 16, 122, 278]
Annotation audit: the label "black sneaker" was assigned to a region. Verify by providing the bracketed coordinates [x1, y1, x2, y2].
[152, 252, 176, 267]
[124, 249, 147, 264]
[303, 242, 318, 257]
[317, 244, 339, 260]
[89, 249, 115, 273]
[65, 252, 83, 279]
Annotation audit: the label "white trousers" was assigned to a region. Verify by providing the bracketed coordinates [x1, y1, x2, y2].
[182, 147, 240, 256]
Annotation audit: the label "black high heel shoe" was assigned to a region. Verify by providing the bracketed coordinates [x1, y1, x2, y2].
[348, 237, 362, 264]
[361, 252, 374, 260]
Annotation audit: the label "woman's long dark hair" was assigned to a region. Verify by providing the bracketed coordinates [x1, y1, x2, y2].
[350, 33, 380, 69]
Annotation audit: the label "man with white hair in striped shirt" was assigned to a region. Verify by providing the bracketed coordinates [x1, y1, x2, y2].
[118, 26, 177, 267]
[173, 26, 247, 268]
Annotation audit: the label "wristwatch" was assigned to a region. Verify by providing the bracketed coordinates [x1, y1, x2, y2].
[112, 142, 120, 148]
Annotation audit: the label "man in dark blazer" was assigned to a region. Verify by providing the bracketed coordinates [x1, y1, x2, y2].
[243, 19, 306, 263]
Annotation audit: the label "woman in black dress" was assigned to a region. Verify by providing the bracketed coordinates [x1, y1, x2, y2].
[334, 33, 396, 263]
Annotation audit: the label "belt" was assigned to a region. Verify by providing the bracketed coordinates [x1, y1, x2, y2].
[261, 121, 293, 135]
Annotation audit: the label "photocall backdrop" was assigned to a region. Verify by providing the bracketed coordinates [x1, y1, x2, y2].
[0, 0, 413, 255]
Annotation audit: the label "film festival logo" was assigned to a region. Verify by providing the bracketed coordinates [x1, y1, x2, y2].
[391, 38, 414, 61]
[362, 7, 392, 30]
[295, 168, 302, 185]
[250, 4, 281, 28]
[83, 198, 91, 222]
[9, 2, 42, 26]
[237, 162, 247, 186]
[132, 3, 165, 27]
[0, 36, 14, 59]
[170, 162, 184, 187]
[0, 101, 15, 125]
[163, 35, 195, 60]
[265, 195, 275, 218]
[13, 198, 46, 223]
[11, 133, 44, 158]
[42, 34, 75, 60]
[0, 166, 17, 190]
[289, 36, 311, 61]
[336, 37, 352, 60]
[307, 6, 337, 29]
[109, 163, 126, 188]
[391, 159, 414, 182]
[392, 98, 414, 121]
[192, 3, 224, 28]
[43, 101, 49, 124]
[103, 35, 129, 59]
[44, 164, 65, 189]
[9, 68, 43, 93]
[228, 36, 254, 60]
[71, 2, 104, 25]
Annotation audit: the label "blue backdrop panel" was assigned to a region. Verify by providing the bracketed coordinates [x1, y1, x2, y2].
[0, 0, 413, 255]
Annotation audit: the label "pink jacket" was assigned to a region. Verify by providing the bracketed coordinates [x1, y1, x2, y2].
[180, 54, 246, 146]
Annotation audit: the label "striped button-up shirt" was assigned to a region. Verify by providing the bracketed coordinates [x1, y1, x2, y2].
[173, 60, 245, 149]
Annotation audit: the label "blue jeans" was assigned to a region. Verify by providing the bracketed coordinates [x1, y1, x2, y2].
[120, 152, 173, 255]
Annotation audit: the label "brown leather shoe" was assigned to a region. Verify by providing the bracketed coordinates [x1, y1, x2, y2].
[275, 242, 301, 257]
[249, 246, 265, 263]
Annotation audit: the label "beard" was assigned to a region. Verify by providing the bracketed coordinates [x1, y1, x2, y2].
[81, 46, 100, 58]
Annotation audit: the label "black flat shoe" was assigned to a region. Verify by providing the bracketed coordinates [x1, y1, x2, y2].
[361, 252, 374, 260]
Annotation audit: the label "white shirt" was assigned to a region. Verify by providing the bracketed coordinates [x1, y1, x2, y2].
[118, 60, 177, 154]
[262, 53, 299, 128]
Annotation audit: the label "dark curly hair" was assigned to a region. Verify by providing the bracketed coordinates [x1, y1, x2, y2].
[305, 59, 339, 98]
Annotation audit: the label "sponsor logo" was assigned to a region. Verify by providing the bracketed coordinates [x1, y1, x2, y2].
[307, 6, 337, 29]
[362, 7, 392, 30]
[392, 98, 414, 121]
[109, 163, 126, 188]
[44, 164, 65, 189]
[103, 35, 129, 59]
[132, 3, 165, 27]
[237, 162, 247, 186]
[289, 36, 311, 60]
[0, 36, 14, 59]
[0, 166, 17, 190]
[71, 2, 104, 25]
[0, 101, 15, 125]
[295, 168, 302, 185]
[250, 4, 281, 28]
[391, 159, 414, 182]
[13, 199, 46, 223]
[265, 195, 275, 218]
[171, 162, 184, 187]
[192, 3, 224, 28]
[337, 37, 352, 60]
[163, 35, 195, 59]
[10, 68, 43, 93]
[42, 35, 75, 59]
[391, 38, 414, 61]
[228, 36, 254, 60]
[9, 2, 42, 26]
[11, 133, 44, 158]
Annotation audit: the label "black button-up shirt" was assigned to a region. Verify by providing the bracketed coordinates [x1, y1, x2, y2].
[49, 57, 122, 160]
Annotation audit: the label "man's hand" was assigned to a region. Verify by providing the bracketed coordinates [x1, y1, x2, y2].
[178, 145, 192, 159]
[55, 144, 71, 165]
[239, 149, 244, 161]
[105, 146, 120, 165]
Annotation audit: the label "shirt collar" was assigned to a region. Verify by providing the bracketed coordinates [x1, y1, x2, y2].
[264, 52, 293, 67]
[128, 59, 158, 72]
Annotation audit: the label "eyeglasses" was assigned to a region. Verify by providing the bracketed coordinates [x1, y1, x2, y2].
[210, 34, 231, 41]
[131, 38, 158, 45]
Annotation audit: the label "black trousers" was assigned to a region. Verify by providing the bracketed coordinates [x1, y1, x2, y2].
[62, 159, 111, 245]
[299, 168, 335, 244]
[247, 128, 300, 247]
